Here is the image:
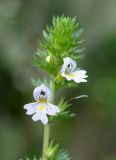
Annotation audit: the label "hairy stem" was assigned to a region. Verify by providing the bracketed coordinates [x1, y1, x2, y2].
[42, 124, 50, 159]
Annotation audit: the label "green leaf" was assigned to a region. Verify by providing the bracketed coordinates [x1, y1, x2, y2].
[31, 78, 53, 89]
[67, 95, 88, 102]
[55, 149, 70, 160]
[49, 98, 76, 122]
[44, 141, 71, 160]
[51, 111, 76, 121]
[31, 78, 42, 87]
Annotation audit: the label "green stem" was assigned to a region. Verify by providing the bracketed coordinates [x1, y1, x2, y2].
[42, 124, 50, 159]
[42, 82, 55, 160]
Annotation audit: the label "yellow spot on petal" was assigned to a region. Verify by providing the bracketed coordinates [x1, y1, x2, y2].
[69, 73, 75, 77]
[38, 98, 47, 103]
[38, 106, 46, 111]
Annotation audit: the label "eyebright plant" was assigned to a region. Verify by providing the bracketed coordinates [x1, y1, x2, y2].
[23, 16, 88, 160]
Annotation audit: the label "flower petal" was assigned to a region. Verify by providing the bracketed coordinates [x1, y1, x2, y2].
[24, 102, 37, 115]
[72, 70, 88, 83]
[61, 72, 72, 81]
[60, 57, 76, 73]
[46, 103, 60, 115]
[61, 69, 88, 83]
[73, 77, 87, 83]
[37, 103, 47, 113]
[32, 110, 48, 124]
[40, 113, 48, 124]
[32, 112, 41, 121]
[73, 70, 88, 78]
[33, 84, 51, 101]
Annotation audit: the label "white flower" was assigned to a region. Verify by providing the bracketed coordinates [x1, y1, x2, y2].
[24, 84, 60, 125]
[60, 57, 88, 83]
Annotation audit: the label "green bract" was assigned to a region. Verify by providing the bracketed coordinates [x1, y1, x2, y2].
[40, 141, 71, 160]
[49, 98, 76, 122]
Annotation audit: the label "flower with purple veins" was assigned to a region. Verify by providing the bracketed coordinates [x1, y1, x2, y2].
[24, 84, 60, 125]
[60, 57, 88, 83]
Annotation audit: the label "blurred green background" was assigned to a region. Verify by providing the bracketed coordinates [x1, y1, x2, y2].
[0, 0, 116, 160]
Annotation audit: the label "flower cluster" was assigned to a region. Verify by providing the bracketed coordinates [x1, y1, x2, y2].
[24, 57, 87, 125]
